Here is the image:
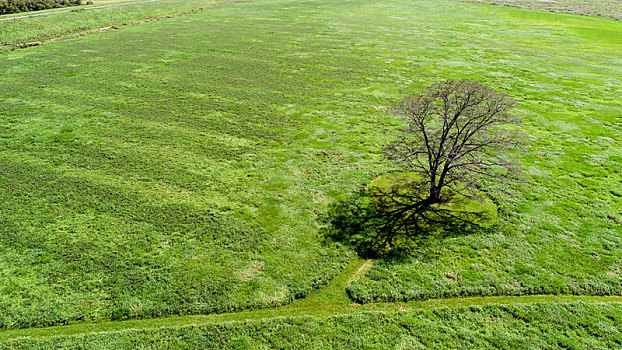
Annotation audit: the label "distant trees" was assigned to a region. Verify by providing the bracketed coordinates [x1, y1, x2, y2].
[325, 79, 519, 256]
[0, 0, 82, 15]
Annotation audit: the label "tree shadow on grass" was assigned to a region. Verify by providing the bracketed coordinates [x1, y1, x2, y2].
[320, 185, 496, 261]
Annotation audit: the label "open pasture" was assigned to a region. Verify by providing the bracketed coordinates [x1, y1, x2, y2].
[0, 0, 621, 344]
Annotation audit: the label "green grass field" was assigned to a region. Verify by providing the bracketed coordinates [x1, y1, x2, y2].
[0, 0, 621, 346]
[344, 3, 621, 304]
[1, 258, 621, 347]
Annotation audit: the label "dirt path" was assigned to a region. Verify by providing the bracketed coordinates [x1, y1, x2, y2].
[347, 259, 375, 285]
[1, 258, 621, 342]
[0, 0, 159, 22]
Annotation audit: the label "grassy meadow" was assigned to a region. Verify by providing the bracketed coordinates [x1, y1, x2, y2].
[0, 0, 621, 344]
[346, 2, 621, 303]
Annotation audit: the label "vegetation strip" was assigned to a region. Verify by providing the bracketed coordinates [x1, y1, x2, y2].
[2, 296, 621, 342]
[0, 0, 159, 21]
[1, 257, 621, 342]
[4, 303, 622, 348]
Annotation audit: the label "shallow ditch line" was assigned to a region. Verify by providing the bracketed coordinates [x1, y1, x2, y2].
[1, 256, 622, 342]
[0, 0, 160, 22]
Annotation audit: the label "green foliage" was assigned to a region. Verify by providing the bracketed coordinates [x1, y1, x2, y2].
[0, 0, 81, 15]
[3, 303, 622, 349]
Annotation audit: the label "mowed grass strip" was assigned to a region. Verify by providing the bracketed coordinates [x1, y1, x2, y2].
[2, 302, 622, 349]
[0, 258, 619, 343]
[0, 0, 621, 330]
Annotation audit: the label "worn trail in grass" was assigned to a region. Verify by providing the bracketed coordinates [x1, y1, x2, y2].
[2, 258, 621, 343]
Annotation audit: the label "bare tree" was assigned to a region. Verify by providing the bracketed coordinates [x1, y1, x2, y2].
[364, 79, 519, 250]
[323, 79, 519, 256]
